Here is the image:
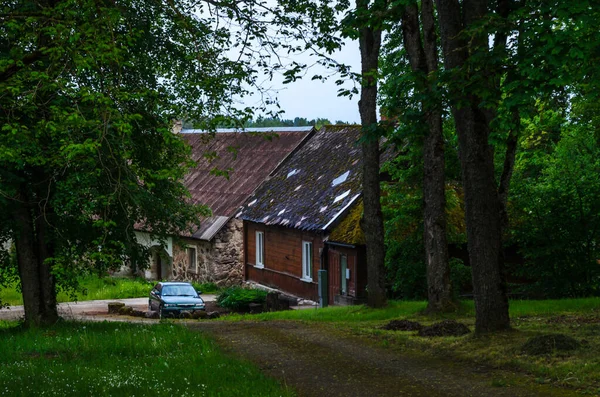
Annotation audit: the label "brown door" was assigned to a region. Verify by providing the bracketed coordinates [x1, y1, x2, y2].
[328, 249, 340, 304]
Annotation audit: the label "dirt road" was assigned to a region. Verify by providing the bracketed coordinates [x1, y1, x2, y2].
[193, 320, 579, 397]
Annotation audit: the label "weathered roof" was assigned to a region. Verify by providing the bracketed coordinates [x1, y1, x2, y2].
[182, 128, 312, 240]
[238, 125, 367, 232]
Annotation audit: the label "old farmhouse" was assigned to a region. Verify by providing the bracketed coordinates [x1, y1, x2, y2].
[133, 127, 314, 285]
[238, 125, 384, 305]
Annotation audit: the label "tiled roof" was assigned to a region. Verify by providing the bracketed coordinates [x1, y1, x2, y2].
[238, 125, 368, 232]
[181, 128, 312, 240]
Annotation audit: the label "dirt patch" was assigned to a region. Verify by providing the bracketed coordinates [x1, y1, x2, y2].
[418, 320, 470, 337]
[382, 319, 423, 331]
[521, 334, 580, 355]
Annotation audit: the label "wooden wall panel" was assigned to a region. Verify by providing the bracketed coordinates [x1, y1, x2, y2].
[245, 221, 322, 301]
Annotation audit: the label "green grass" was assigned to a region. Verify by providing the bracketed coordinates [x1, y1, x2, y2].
[0, 276, 222, 306]
[227, 297, 600, 394]
[0, 320, 293, 396]
[229, 300, 428, 322]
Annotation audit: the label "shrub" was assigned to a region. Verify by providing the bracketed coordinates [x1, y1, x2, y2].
[217, 287, 267, 311]
[192, 282, 219, 294]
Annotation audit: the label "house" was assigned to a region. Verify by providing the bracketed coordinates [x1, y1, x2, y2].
[238, 125, 384, 305]
[132, 127, 314, 285]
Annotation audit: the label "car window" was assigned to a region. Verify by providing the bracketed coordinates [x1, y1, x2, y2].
[162, 285, 197, 296]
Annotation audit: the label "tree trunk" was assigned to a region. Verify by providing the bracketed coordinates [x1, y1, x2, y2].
[13, 186, 59, 327]
[36, 214, 59, 324]
[357, 0, 387, 308]
[402, 1, 453, 312]
[435, 0, 510, 332]
[14, 203, 44, 327]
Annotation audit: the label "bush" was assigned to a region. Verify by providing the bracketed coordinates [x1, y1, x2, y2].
[449, 258, 472, 298]
[192, 282, 219, 294]
[216, 287, 267, 311]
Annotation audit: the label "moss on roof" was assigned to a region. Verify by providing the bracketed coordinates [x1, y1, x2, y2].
[328, 200, 365, 245]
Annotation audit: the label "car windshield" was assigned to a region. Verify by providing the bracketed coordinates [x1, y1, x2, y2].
[162, 285, 197, 297]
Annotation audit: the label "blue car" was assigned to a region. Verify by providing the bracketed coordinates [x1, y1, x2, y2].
[149, 281, 205, 318]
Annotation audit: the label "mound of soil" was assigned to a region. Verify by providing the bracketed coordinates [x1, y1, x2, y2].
[418, 320, 470, 337]
[382, 319, 423, 331]
[521, 334, 580, 355]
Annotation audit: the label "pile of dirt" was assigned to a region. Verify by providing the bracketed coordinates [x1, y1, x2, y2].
[418, 320, 470, 337]
[382, 319, 423, 331]
[521, 334, 580, 355]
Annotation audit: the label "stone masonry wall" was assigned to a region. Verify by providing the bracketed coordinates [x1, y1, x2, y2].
[171, 218, 244, 286]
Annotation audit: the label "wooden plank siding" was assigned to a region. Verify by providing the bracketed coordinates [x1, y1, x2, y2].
[244, 221, 322, 301]
[327, 246, 361, 304]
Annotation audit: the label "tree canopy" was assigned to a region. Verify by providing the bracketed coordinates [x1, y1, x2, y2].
[0, 0, 311, 325]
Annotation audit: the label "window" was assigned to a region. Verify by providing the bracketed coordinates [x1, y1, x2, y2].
[255, 231, 264, 268]
[187, 247, 197, 272]
[302, 241, 313, 281]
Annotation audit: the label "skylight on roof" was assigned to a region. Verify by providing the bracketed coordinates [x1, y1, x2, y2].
[333, 189, 351, 203]
[287, 169, 299, 178]
[331, 171, 350, 187]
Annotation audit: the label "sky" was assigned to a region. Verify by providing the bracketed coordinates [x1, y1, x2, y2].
[240, 40, 363, 124]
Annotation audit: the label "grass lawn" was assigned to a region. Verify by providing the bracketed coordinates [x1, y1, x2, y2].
[228, 298, 600, 394]
[0, 276, 221, 306]
[0, 320, 293, 396]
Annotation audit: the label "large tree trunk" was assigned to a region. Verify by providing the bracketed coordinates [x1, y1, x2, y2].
[14, 203, 44, 327]
[402, 0, 453, 312]
[435, 0, 510, 332]
[357, 0, 387, 308]
[13, 186, 59, 327]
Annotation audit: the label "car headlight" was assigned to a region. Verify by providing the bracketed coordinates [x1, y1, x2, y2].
[195, 304, 204, 307]
[164, 304, 176, 308]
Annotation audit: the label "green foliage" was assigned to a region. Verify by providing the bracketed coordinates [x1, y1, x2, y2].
[0, 276, 155, 306]
[510, 122, 600, 298]
[217, 287, 267, 311]
[191, 282, 220, 294]
[448, 258, 471, 298]
[382, 142, 465, 300]
[0, 322, 292, 396]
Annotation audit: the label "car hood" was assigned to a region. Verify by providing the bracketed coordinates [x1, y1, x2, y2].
[161, 296, 205, 305]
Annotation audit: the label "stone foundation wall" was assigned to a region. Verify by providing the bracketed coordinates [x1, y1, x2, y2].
[171, 218, 243, 286]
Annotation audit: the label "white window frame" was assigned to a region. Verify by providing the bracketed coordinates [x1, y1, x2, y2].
[301, 241, 313, 282]
[255, 231, 265, 268]
[187, 246, 197, 273]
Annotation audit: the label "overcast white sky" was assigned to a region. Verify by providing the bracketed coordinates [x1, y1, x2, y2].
[240, 39, 363, 124]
